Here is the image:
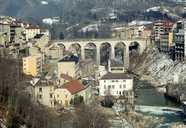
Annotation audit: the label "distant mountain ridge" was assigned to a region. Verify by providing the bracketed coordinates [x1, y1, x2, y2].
[0, 0, 60, 19]
[0, 0, 177, 23]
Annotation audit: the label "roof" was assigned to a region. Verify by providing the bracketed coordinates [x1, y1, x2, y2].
[101, 73, 133, 80]
[0, 23, 9, 25]
[59, 55, 79, 64]
[63, 80, 86, 95]
[154, 20, 174, 28]
[26, 25, 40, 29]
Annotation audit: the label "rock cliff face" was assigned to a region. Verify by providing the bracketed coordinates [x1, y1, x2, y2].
[130, 46, 186, 85]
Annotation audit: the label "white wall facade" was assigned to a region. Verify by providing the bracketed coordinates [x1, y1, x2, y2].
[34, 85, 55, 107]
[99, 78, 133, 96]
[26, 28, 40, 41]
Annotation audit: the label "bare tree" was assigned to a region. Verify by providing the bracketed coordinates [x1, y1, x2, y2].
[0, 57, 54, 128]
[74, 104, 110, 128]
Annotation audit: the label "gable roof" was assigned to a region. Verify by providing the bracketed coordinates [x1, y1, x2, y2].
[101, 73, 132, 80]
[63, 80, 86, 95]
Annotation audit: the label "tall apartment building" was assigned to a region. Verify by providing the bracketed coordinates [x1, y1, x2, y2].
[23, 54, 43, 77]
[159, 32, 173, 54]
[173, 20, 186, 61]
[153, 20, 174, 54]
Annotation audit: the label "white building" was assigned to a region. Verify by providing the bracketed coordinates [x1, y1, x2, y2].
[46, 43, 64, 60]
[25, 26, 40, 41]
[29, 78, 55, 108]
[99, 73, 133, 97]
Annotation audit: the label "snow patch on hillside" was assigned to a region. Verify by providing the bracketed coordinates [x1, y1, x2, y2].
[41, 1, 48, 5]
[79, 24, 100, 32]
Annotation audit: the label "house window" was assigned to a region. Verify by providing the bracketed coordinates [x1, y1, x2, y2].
[123, 85, 126, 88]
[38, 94, 42, 99]
[120, 85, 122, 89]
[50, 94, 53, 98]
[119, 91, 121, 95]
[39, 87, 42, 92]
[104, 85, 106, 89]
[112, 80, 115, 82]
[123, 91, 125, 95]
[112, 85, 115, 89]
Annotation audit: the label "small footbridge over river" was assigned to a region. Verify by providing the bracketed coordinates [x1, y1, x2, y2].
[135, 105, 182, 115]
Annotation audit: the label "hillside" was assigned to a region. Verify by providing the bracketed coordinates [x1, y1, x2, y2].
[0, 0, 178, 23]
[130, 45, 186, 86]
[0, 0, 60, 20]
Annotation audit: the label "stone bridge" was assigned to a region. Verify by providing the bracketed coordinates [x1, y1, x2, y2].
[52, 38, 150, 68]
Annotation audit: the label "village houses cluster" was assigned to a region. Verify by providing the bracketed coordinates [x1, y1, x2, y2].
[0, 16, 135, 110]
[2, 15, 186, 111]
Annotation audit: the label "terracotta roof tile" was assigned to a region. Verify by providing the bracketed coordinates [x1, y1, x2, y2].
[63, 80, 86, 95]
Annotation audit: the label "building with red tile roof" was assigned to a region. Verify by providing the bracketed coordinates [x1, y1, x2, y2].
[54, 80, 91, 107]
[63, 80, 86, 95]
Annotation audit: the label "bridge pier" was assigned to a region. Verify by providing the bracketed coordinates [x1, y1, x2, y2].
[111, 46, 115, 59]
[81, 47, 85, 60]
[96, 45, 100, 65]
[124, 46, 129, 68]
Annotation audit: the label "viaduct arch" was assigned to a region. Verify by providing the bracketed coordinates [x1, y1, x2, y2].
[53, 39, 149, 68]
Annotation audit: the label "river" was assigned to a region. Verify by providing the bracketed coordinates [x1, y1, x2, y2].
[135, 80, 183, 128]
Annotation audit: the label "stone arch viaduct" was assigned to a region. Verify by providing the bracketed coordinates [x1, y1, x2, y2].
[53, 39, 150, 68]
